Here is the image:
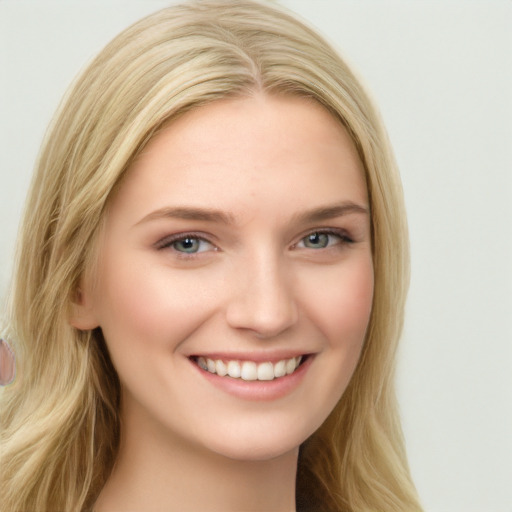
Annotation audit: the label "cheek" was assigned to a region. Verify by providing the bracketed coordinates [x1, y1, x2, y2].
[288, 256, 374, 437]
[93, 256, 216, 356]
[303, 255, 374, 348]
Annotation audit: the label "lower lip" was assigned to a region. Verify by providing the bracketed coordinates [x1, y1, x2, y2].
[190, 356, 313, 401]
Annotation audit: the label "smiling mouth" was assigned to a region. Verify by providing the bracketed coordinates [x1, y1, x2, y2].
[192, 355, 305, 381]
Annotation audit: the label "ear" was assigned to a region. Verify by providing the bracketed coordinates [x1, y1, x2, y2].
[69, 285, 100, 331]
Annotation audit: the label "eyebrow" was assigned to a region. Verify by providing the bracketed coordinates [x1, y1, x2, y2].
[135, 201, 369, 227]
[292, 201, 369, 224]
[135, 206, 236, 226]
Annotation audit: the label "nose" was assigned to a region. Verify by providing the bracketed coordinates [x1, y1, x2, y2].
[225, 253, 298, 339]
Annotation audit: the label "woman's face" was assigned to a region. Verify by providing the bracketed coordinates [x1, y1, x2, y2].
[75, 94, 373, 461]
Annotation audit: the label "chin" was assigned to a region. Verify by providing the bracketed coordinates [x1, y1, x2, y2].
[201, 422, 313, 463]
[214, 440, 300, 463]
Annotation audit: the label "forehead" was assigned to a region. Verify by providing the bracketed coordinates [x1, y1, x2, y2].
[109, 94, 368, 227]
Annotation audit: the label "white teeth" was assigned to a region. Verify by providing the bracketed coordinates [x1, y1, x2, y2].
[215, 359, 228, 376]
[207, 358, 216, 373]
[241, 361, 257, 381]
[227, 360, 241, 378]
[273, 359, 286, 378]
[257, 362, 274, 381]
[197, 356, 303, 381]
[285, 358, 296, 375]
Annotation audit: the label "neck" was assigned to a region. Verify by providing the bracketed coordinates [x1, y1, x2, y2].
[94, 401, 298, 512]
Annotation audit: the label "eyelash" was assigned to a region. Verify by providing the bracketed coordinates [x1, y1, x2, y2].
[155, 228, 354, 258]
[294, 228, 354, 250]
[154, 232, 215, 258]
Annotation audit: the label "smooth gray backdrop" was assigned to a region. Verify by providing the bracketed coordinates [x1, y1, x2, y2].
[1, 2, 511, 511]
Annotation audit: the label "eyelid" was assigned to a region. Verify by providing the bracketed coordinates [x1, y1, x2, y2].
[154, 232, 217, 252]
[293, 227, 355, 248]
[154, 226, 356, 256]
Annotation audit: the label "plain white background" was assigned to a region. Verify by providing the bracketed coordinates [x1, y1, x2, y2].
[0, 1, 511, 511]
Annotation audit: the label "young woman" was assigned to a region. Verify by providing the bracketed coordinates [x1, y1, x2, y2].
[0, 1, 423, 510]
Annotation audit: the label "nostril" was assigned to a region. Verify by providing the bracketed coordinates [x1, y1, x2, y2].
[224, 259, 299, 338]
[225, 292, 298, 338]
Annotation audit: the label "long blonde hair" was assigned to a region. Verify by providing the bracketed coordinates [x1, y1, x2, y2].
[0, 1, 421, 510]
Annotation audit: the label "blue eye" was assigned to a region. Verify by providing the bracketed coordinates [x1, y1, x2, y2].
[172, 237, 212, 254]
[303, 232, 330, 249]
[298, 230, 351, 249]
[155, 234, 215, 255]
[173, 237, 199, 253]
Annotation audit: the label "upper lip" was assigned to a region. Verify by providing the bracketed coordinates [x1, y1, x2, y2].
[189, 351, 312, 363]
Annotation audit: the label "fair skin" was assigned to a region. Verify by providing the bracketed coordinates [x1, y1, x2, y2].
[73, 94, 374, 511]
